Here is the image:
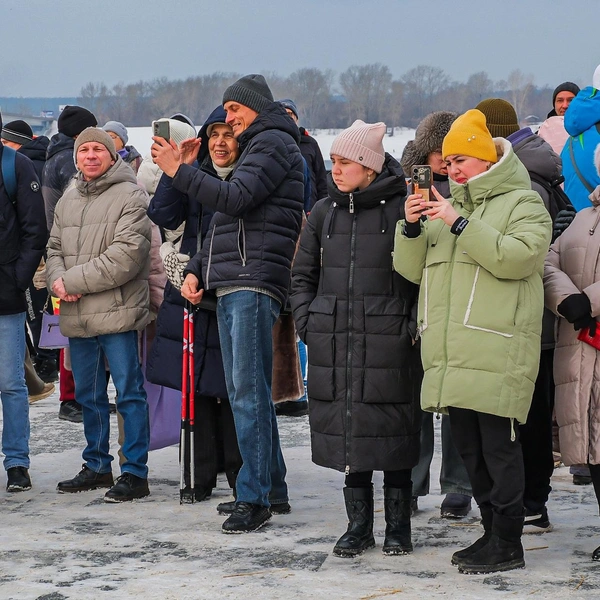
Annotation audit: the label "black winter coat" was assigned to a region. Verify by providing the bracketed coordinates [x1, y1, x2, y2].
[146, 107, 228, 398]
[0, 141, 48, 315]
[19, 136, 49, 183]
[291, 155, 422, 474]
[42, 133, 76, 230]
[171, 103, 304, 307]
[299, 127, 328, 211]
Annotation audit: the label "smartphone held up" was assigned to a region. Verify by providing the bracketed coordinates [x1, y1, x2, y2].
[152, 120, 170, 142]
[412, 165, 432, 201]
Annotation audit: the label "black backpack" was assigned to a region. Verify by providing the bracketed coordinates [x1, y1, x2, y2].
[528, 173, 574, 221]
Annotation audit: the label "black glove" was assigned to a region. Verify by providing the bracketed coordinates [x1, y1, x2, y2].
[574, 313, 597, 335]
[552, 206, 577, 242]
[558, 293, 592, 323]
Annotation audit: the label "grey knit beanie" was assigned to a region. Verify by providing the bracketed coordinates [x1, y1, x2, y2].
[330, 120, 386, 173]
[222, 74, 274, 114]
[74, 127, 117, 161]
[102, 121, 128, 145]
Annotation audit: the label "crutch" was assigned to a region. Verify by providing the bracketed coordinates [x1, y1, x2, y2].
[188, 304, 196, 502]
[179, 303, 190, 504]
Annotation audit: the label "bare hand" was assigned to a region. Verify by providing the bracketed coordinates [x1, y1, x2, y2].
[179, 137, 201, 166]
[51, 278, 81, 302]
[180, 273, 204, 305]
[151, 136, 181, 177]
[421, 186, 460, 226]
[405, 193, 425, 223]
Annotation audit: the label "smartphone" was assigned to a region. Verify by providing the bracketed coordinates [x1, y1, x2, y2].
[152, 120, 170, 141]
[412, 165, 432, 201]
[578, 324, 600, 350]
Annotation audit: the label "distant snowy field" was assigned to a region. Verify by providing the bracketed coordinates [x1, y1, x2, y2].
[126, 126, 417, 164]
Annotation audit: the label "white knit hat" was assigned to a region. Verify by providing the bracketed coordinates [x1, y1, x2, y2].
[593, 64, 600, 90]
[330, 120, 386, 173]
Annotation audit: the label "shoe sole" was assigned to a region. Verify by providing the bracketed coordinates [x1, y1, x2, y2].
[221, 515, 271, 534]
[458, 559, 525, 574]
[218, 504, 290, 515]
[57, 484, 113, 493]
[104, 491, 150, 503]
[382, 546, 412, 556]
[7, 485, 32, 492]
[441, 509, 471, 518]
[333, 539, 376, 557]
[523, 523, 553, 534]
[58, 415, 83, 423]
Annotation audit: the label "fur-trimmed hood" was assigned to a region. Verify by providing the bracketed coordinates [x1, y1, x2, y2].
[401, 111, 458, 175]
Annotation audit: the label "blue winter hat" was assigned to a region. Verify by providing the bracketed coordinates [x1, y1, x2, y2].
[102, 121, 128, 145]
[279, 99, 299, 119]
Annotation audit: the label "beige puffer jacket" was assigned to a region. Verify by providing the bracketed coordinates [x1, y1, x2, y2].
[544, 186, 600, 465]
[46, 157, 152, 338]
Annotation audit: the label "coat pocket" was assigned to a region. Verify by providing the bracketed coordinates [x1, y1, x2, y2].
[363, 296, 413, 403]
[306, 294, 336, 402]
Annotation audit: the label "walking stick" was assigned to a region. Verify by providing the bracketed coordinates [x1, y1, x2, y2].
[188, 305, 196, 503]
[179, 303, 189, 504]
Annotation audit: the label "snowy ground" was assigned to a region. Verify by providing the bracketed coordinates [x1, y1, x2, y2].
[1, 389, 600, 600]
[126, 126, 416, 166]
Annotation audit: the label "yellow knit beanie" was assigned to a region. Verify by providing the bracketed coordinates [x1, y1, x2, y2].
[442, 109, 497, 163]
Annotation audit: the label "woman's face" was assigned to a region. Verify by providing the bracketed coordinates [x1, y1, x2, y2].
[445, 155, 490, 184]
[208, 124, 239, 168]
[106, 131, 125, 151]
[330, 154, 374, 192]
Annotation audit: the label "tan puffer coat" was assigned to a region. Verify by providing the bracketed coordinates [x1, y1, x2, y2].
[544, 186, 600, 465]
[46, 157, 152, 338]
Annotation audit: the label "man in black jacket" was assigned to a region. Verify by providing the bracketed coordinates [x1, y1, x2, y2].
[153, 74, 304, 533]
[0, 111, 48, 492]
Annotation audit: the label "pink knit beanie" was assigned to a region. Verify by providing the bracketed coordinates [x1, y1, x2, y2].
[330, 120, 386, 173]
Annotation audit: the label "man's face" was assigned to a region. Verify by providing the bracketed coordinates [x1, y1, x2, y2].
[285, 108, 298, 123]
[555, 91, 576, 116]
[224, 101, 258, 138]
[1, 139, 21, 150]
[76, 142, 114, 181]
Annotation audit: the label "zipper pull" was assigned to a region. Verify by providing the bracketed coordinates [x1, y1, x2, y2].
[349, 193, 354, 214]
[320, 247, 323, 267]
[345, 465, 350, 475]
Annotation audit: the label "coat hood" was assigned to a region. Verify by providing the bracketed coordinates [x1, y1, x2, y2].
[449, 138, 531, 208]
[513, 131, 562, 184]
[564, 86, 600, 136]
[19, 136, 50, 163]
[327, 153, 407, 213]
[237, 102, 301, 150]
[46, 132, 75, 160]
[75, 156, 138, 196]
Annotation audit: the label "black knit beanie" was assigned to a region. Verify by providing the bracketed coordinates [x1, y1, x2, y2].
[1, 120, 33, 144]
[58, 105, 98, 138]
[222, 74, 274, 114]
[552, 82, 580, 107]
[475, 98, 520, 138]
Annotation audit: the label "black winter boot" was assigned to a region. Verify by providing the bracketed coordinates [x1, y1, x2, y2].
[333, 487, 375, 557]
[382, 486, 413, 555]
[451, 504, 493, 566]
[458, 512, 525, 574]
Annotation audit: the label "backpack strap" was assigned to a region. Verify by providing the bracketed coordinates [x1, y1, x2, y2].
[568, 137, 595, 193]
[2, 146, 17, 205]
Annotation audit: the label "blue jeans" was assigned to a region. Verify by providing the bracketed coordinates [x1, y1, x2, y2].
[70, 330, 149, 478]
[0, 312, 30, 470]
[217, 291, 288, 507]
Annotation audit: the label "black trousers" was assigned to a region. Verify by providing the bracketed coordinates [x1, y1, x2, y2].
[520, 349, 555, 512]
[345, 469, 412, 489]
[448, 407, 524, 517]
[183, 395, 242, 490]
[588, 464, 600, 509]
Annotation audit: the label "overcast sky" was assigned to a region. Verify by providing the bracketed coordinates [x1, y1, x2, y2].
[3, 0, 598, 97]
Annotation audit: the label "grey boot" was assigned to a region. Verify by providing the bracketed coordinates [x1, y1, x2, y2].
[382, 486, 413, 555]
[458, 512, 525, 574]
[451, 504, 493, 566]
[333, 487, 375, 557]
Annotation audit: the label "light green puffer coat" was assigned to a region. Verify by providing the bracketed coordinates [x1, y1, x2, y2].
[393, 139, 552, 424]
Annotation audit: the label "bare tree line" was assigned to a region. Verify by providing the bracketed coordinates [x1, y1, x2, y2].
[78, 65, 549, 130]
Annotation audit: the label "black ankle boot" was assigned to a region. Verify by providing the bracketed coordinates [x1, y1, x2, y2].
[458, 512, 525, 574]
[333, 486, 375, 557]
[451, 505, 493, 566]
[593, 545, 600, 561]
[382, 486, 412, 555]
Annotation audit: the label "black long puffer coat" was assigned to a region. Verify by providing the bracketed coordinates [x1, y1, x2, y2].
[291, 154, 422, 474]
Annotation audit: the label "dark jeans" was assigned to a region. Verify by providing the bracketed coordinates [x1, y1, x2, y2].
[448, 407, 524, 517]
[520, 348, 554, 512]
[345, 470, 412, 489]
[588, 464, 600, 508]
[412, 411, 471, 497]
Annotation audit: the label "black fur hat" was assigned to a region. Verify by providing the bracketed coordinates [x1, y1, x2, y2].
[401, 111, 458, 175]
